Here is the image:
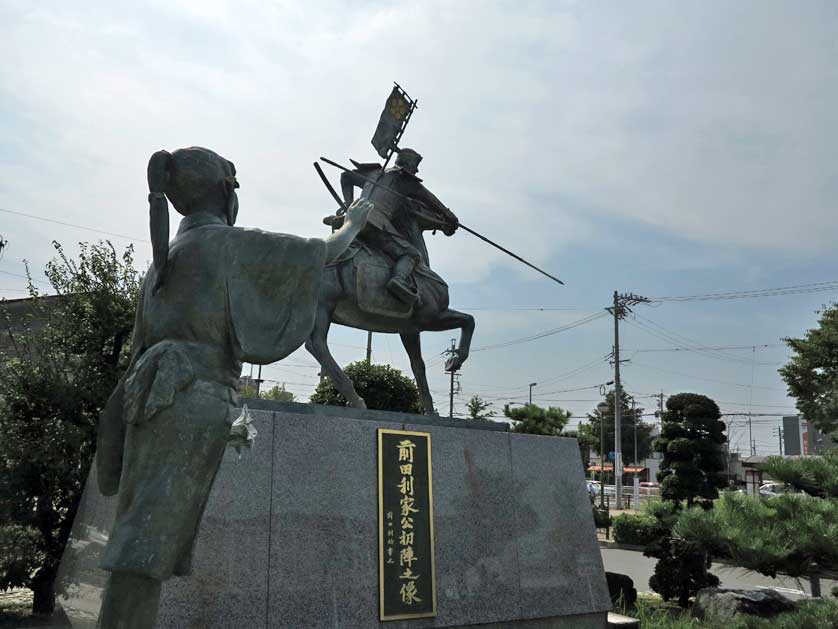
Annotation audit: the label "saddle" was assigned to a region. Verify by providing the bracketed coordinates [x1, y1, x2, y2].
[329, 241, 447, 319]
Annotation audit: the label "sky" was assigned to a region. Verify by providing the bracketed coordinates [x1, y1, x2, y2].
[2, 1, 837, 457]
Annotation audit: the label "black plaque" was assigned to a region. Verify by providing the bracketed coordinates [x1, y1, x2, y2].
[378, 428, 436, 621]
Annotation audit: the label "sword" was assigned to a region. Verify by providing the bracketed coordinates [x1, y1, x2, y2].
[318, 157, 565, 286]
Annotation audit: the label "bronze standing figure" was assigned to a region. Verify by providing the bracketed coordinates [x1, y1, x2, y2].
[95, 147, 370, 628]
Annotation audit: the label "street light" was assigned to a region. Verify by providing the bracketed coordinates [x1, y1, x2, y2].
[528, 382, 537, 406]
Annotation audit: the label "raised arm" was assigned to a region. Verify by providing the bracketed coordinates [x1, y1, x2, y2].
[323, 199, 373, 262]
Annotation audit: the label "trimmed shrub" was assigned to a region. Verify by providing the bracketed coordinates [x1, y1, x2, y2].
[613, 513, 659, 546]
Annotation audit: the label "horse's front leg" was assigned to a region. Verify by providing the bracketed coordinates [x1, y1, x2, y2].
[425, 308, 475, 372]
[400, 332, 436, 415]
[305, 308, 366, 409]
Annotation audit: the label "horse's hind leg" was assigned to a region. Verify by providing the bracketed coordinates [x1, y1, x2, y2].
[400, 332, 436, 415]
[305, 308, 367, 409]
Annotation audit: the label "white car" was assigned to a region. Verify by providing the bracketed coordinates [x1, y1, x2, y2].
[759, 482, 789, 498]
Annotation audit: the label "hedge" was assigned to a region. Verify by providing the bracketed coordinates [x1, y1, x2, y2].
[613, 513, 659, 546]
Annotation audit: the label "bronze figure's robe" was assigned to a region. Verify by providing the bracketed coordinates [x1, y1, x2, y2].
[96, 212, 325, 579]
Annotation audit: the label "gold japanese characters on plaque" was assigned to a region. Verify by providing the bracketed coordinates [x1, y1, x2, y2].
[377, 428, 436, 621]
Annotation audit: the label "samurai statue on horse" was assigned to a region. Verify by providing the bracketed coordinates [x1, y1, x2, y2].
[323, 147, 458, 306]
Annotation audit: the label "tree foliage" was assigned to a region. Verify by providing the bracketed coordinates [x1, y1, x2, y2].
[503, 403, 570, 436]
[655, 393, 726, 507]
[465, 394, 494, 420]
[0, 241, 141, 614]
[674, 452, 838, 601]
[310, 361, 421, 414]
[262, 383, 296, 402]
[762, 448, 838, 498]
[585, 390, 655, 463]
[780, 305, 838, 434]
[647, 537, 720, 607]
[241, 382, 296, 402]
[639, 500, 720, 607]
[565, 424, 597, 467]
[674, 492, 838, 579]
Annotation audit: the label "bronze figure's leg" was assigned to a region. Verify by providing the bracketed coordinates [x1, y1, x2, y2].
[383, 240, 421, 305]
[400, 332, 436, 415]
[97, 572, 162, 629]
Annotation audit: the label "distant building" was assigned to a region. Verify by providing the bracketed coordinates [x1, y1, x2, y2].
[783, 415, 834, 455]
[0, 295, 64, 357]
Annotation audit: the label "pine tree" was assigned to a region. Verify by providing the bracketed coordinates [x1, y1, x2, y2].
[655, 393, 726, 507]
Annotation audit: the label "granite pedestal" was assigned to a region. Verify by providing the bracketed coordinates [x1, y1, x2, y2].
[57, 401, 610, 628]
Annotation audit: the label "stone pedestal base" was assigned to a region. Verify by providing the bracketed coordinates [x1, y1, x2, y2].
[57, 402, 610, 628]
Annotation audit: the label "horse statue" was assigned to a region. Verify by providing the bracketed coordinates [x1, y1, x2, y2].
[305, 157, 474, 415]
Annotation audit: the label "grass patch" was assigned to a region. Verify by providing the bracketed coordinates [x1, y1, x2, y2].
[629, 594, 838, 629]
[0, 589, 35, 628]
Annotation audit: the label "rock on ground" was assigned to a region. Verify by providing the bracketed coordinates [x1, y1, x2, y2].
[606, 572, 637, 609]
[692, 587, 797, 621]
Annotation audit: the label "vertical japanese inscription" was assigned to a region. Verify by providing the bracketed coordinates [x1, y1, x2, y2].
[378, 429, 436, 621]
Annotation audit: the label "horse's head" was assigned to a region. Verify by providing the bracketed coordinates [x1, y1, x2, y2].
[440, 207, 459, 236]
[412, 200, 459, 236]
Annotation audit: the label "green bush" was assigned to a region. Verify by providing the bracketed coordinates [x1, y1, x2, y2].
[613, 513, 659, 545]
[310, 361, 421, 413]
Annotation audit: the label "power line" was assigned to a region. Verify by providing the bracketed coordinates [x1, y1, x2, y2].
[625, 343, 785, 353]
[651, 280, 838, 303]
[455, 306, 596, 312]
[0, 207, 149, 244]
[626, 314, 776, 366]
[632, 361, 788, 392]
[470, 311, 608, 352]
[474, 382, 611, 402]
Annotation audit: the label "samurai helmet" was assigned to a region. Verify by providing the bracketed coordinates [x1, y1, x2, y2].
[395, 148, 422, 174]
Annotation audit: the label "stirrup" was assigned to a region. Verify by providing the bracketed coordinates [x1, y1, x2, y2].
[387, 278, 419, 305]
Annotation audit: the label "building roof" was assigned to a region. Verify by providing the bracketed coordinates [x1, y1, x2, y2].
[587, 465, 647, 474]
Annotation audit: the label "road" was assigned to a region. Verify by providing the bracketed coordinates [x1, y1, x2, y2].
[601, 548, 836, 599]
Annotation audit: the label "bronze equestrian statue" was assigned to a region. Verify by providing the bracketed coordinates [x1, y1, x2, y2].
[311, 148, 475, 415]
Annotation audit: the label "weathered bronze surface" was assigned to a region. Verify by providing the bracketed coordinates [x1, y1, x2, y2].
[95, 146, 370, 629]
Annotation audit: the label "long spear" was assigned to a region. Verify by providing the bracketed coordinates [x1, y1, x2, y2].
[318, 157, 565, 286]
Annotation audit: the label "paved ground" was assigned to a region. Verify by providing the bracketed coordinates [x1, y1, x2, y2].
[602, 547, 836, 598]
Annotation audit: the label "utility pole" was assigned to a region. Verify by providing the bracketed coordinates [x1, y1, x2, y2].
[596, 401, 609, 509]
[607, 291, 650, 510]
[726, 439, 731, 486]
[631, 397, 637, 466]
[748, 414, 755, 456]
[773, 426, 784, 455]
[255, 364, 263, 398]
[366, 331, 372, 363]
[445, 339, 458, 419]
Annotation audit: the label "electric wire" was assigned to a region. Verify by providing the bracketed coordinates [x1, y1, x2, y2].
[0, 207, 149, 243]
[651, 280, 838, 302]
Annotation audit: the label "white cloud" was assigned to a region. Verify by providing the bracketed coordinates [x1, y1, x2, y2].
[3, 1, 836, 287]
[0, 1, 835, 439]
